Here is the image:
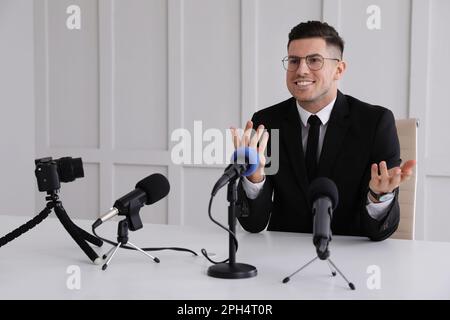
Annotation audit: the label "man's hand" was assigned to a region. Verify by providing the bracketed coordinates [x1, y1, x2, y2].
[369, 160, 416, 194]
[230, 120, 269, 183]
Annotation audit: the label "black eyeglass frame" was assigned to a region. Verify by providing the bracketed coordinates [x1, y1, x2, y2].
[282, 54, 341, 71]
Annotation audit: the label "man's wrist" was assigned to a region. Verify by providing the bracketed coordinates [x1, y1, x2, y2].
[248, 174, 265, 184]
[368, 188, 395, 203]
[368, 191, 381, 204]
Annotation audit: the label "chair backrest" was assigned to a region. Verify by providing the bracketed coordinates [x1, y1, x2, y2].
[391, 118, 418, 240]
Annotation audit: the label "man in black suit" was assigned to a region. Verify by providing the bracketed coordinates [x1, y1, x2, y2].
[231, 21, 415, 241]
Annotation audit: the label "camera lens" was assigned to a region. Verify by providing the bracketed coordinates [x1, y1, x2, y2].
[56, 157, 84, 182]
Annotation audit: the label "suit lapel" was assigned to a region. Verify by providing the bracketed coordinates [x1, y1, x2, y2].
[281, 98, 309, 196]
[318, 90, 351, 178]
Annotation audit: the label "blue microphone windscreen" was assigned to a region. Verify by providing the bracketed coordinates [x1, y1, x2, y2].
[231, 147, 259, 177]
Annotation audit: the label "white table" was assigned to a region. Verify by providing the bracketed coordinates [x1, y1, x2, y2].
[1, 215, 449, 299]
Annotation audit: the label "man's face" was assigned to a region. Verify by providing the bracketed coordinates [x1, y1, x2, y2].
[286, 38, 345, 111]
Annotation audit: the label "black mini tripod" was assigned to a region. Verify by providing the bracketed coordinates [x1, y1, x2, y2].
[0, 190, 103, 264]
[282, 238, 355, 290]
[44, 191, 103, 263]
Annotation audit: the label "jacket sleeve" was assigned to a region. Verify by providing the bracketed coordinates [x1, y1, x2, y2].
[236, 111, 274, 233]
[237, 176, 273, 233]
[361, 109, 401, 241]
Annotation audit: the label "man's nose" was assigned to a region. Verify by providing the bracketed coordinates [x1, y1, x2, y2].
[296, 58, 310, 75]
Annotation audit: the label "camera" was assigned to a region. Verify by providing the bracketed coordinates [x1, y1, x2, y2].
[35, 157, 84, 192]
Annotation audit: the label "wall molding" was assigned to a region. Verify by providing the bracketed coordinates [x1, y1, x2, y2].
[409, 0, 431, 240]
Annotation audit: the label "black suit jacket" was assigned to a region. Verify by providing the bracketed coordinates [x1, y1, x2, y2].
[237, 90, 401, 241]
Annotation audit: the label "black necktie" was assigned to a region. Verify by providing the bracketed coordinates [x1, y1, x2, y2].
[305, 115, 322, 183]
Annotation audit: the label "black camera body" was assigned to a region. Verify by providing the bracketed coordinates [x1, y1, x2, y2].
[35, 157, 84, 192]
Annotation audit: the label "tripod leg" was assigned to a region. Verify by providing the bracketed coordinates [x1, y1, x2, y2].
[327, 258, 355, 290]
[326, 260, 337, 276]
[1, 206, 52, 248]
[282, 256, 318, 283]
[102, 243, 121, 271]
[73, 224, 103, 247]
[127, 241, 160, 263]
[53, 204, 102, 247]
[53, 202, 101, 264]
[102, 245, 116, 260]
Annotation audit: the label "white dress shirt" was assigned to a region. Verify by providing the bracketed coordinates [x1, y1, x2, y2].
[242, 98, 393, 221]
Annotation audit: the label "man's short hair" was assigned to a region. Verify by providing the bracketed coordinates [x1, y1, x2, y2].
[288, 21, 344, 58]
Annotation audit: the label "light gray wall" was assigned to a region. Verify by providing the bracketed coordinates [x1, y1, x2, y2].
[423, 0, 450, 242]
[2, 0, 450, 241]
[34, 0, 171, 224]
[0, 0, 35, 217]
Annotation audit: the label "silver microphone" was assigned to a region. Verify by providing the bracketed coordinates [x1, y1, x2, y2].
[99, 207, 119, 223]
[92, 207, 119, 229]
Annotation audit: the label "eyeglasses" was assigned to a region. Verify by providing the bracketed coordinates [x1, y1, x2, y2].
[282, 54, 340, 72]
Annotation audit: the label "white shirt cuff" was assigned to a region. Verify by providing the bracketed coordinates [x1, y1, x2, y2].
[242, 176, 265, 199]
[366, 194, 394, 221]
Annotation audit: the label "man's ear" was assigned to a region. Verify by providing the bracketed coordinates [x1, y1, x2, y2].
[334, 60, 346, 80]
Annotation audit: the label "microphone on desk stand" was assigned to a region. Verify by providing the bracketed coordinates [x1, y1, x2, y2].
[282, 177, 355, 290]
[202, 147, 259, 279]
[92, 173, 170, 270]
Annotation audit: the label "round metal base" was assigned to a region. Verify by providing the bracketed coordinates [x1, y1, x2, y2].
[207, 263, 257, 279]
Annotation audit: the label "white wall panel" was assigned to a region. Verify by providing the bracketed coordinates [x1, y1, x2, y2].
[425, 177, 450, 242]
[183, 0, 241, 131]
[0, 0, 35, 217]
[113, 0, 168, 150]
[257, 0, 322, 109]
[427, 0, 450, 160]
[183, 167, 228, 228]
[420, 0, 450, 241]
[340, 0, 410, 119]
[47, 0, 100, 148]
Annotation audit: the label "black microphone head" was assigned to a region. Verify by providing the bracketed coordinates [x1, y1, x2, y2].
[308, 177, 339, 210]
[135, 173, 170, 205]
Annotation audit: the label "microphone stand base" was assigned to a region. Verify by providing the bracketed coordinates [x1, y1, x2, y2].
[207, 263, 257, 279]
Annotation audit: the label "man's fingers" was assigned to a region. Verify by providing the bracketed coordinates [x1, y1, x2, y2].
[258, 131, 269, 168]
[399, 160, 416, 182]
[232, 121, 268, 151]
[371, 163, 379, 181]
[388, 168, 402, 191]
[401, 160, 416, 175]
[250, 125, 265, 148]
[244, 120, 253, 131]
[377, 161, 390, 190]
[256, 125, 265, 143]
[242, 121, 253, 147]
[379, 161, 389, 178]
[230, 127, 240, 149]
[400, 168, 414, 183]
[371, 160, 413, 193]
[258, 131, 269, 155]
[387, 166, 401, 177]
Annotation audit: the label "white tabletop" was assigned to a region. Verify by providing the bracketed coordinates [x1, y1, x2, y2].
[1, 215, 449, 300]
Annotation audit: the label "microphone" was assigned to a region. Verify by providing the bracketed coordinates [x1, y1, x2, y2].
[92, 173, 170, 231]
[283, 177, 354, 289]
[308, 177, 339, 260]
[211, 147, 259, 196]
